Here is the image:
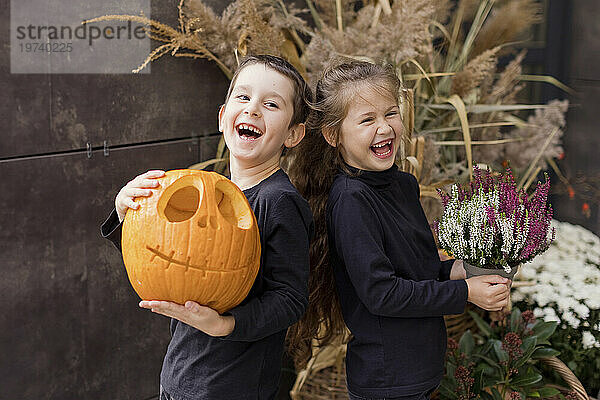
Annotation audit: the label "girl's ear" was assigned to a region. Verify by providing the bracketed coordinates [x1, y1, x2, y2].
[218, 105, 225, 132]
[322, 127, 337, 147]
[284, 123, 306, 148]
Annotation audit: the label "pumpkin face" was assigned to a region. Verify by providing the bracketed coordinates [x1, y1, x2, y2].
[121, 169, 261, 313]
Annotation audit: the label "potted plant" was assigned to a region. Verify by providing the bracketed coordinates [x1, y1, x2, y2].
[440, 308, 567, 400]
[433, 166, 555, 279]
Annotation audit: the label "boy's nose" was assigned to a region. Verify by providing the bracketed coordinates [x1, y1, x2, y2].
[244, 105, 262, 118]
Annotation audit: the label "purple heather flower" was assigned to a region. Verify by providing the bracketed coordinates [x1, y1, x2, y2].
[437, 188, 451, 208]
[486, 206, 496, 226]
[435, 166, 554, 268]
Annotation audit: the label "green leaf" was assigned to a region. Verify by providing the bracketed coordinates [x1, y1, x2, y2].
[510, 308, 522, 332]
[473, 367, 485, 393]
[528, 391, 541, 398]
[514, 337, 537, 368]
[439, 381, 458, 399]
[480, 392, 494, 400]
[472, 354, 501, 371]
[537, 387, 561, 397]
[482, 365, 498, 377]
[510, 371, 542, 386]
[468, 310, 492, 337]
[531, 321, 558, 342]
[459, 330, 475, 356]
[491, 387, 503, 400]
[447, 362, 456, 380]
[531, 347, 560, 359]
[492, 339, 508, 362]
[480, 340, 494, 356]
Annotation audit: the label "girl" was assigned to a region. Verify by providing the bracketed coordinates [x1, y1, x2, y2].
[288, 61, 510, 400]
[102, 55, 314, 400]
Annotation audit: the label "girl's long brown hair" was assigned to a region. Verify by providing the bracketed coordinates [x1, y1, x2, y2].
[286, 60, 402, 369]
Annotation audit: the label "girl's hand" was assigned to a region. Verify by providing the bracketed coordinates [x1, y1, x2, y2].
[449, 259, 466, 280]
[465, 275, 511, 311]
[115, 170, 165, 222]
[139, 300, 235, 337]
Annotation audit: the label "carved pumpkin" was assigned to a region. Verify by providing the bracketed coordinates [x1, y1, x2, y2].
[122, 169, 261, 313]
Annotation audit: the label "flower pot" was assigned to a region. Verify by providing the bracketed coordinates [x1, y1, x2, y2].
[463, 261, 519, 280]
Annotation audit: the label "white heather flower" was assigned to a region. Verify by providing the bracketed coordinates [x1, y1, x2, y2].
[582, 331, 600, 349]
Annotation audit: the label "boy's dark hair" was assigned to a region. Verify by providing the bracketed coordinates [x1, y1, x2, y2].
[224, 54, 313, 127]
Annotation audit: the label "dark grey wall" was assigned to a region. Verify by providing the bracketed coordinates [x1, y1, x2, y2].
[548, 0, 600, 234]
[0, 0, 229, 398]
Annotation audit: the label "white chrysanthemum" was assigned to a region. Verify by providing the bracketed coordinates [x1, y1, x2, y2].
[535, 307, 560, 323]
[573, 302, 590, 319]
[514, 220, 600, 332]
[582, 331, 600, 349]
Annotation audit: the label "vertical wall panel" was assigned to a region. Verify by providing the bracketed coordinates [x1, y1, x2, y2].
[0, 139, 209, 399]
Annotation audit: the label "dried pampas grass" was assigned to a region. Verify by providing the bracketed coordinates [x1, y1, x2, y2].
[472, 0, 543, 57]
[451, 47, 499, 98]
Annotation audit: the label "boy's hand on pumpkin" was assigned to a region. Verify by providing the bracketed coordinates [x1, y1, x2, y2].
[465, 275, 511, 311]
[115, 170, 165, 222]
[139, 300, 235, 337]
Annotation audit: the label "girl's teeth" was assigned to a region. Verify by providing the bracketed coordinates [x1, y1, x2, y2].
[372, 140, 391, 148]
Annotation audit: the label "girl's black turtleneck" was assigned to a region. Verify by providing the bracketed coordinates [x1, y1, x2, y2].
[327, 164, 468, 398]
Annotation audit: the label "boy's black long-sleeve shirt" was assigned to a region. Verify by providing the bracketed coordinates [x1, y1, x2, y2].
[102, 169, 313, 400]
[327, 165, 468, 398]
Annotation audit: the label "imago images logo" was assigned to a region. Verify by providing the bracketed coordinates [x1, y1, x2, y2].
[11, 0, 151, 74]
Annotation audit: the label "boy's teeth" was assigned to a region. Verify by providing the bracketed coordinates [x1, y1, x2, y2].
[239, 124, 261, 135]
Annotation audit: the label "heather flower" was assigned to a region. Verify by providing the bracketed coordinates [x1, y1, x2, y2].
[434, 167, 555, 272]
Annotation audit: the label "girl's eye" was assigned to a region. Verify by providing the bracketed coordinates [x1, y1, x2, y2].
[360, 117, 374, 124]
[236, 94, 250, 101]
[265, 101, 279, 109]
[386, 110, 399, 117]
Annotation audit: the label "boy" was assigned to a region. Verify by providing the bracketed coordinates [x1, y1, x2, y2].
[102, 55, 313, 400]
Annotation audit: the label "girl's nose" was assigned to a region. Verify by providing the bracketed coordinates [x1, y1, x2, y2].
[376, 122, 393, 135]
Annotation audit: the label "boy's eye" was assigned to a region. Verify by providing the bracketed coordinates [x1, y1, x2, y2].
[265, 101, 279, 109]
[236, 94, 250, 101]
[360, 117, 374, 124]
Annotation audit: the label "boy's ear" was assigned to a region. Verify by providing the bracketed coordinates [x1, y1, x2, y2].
[283, 123, 306, 148]
[218, 105, 225, 132]
[322, 127, 337, 147]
